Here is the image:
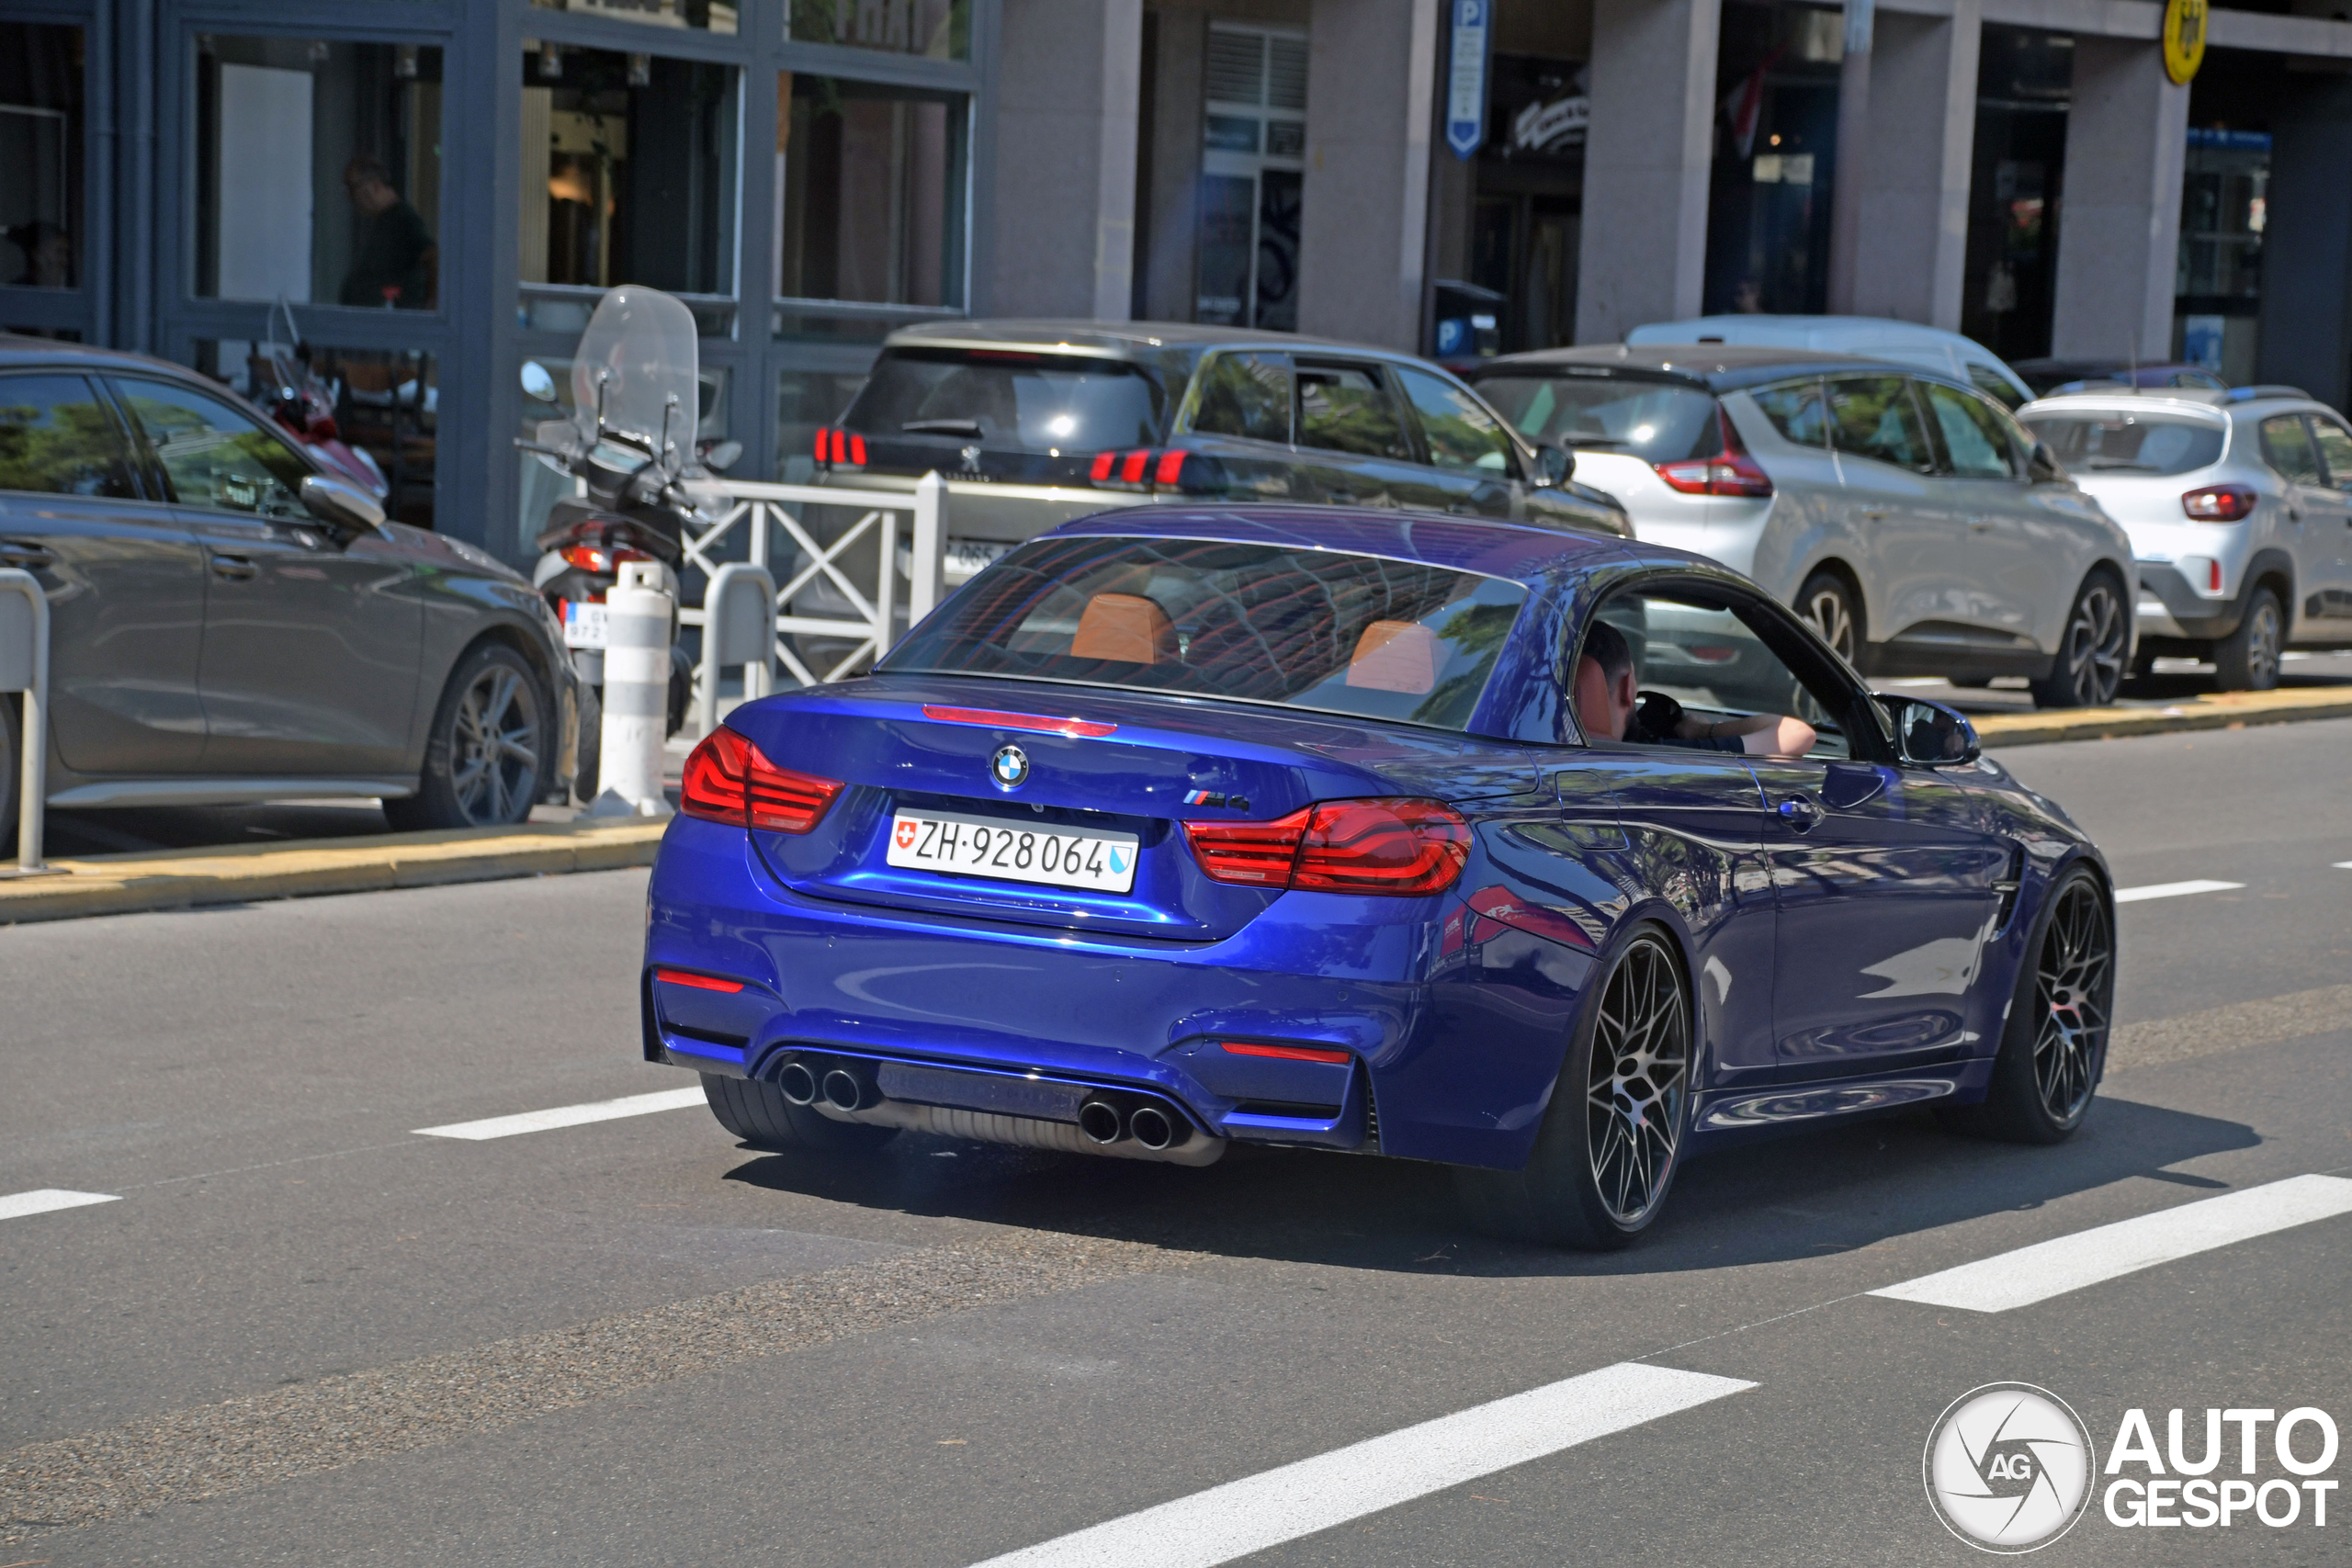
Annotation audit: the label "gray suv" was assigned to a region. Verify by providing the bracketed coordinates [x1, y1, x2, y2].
[0, 336, 575, 839]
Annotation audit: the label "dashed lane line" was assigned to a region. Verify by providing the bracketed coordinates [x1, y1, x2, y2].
[1867, 1173, 2352, 1314]
[2112, 879, 2245, 903]
[413, 1087, 707, 1140]
[0, 1190, 120, 1223]
[963, 1362, 1756, 1568]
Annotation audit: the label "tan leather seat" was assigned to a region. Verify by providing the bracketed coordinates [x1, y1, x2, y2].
[1345, 619, 1439, 694]
[1070, 592, 1177, 663]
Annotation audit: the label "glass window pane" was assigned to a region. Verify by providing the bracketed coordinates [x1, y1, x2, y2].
[1297, 365, 1408, 460]
[1193, 174, 1253, 326]
[0, 374, 138, 497]
[528, 0, 741, 35]
[787, 1, 969, 61]
[521, 47, 737, 296]
[1750, 381, 1827, 447]
[1476, 375, 1718, 460]
[1187, 352, 1291, 444]
[2017, 411, 2224, 477]
[114, 377, 313, 519]
[0, 25, 85, 291]
[1585, 592, 1847, 759]
[842, 348, 1160, 450]
[1826, 376, 1931, 472]
[192, 343, 440, 528]
[196, 39, 443, 308]
[776, 73, 966, 309]
[1396, 367, 1511, 472]
[2260, 414, 2322, 485]
[2309, 418, 2352, 490]
[1921, 383, 2016, 479]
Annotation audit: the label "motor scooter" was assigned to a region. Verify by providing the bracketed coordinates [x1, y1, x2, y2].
[254, 299, 392, 500]
[516, 287, 740, 797]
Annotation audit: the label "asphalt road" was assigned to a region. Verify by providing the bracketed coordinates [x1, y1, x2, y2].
[3, 721, 2346, 1565]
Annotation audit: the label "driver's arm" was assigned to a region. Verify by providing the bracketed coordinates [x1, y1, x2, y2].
[1671, 711, 1817, 757]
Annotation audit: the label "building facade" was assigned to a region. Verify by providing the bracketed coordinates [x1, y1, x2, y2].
[7, 0, 2352, 559]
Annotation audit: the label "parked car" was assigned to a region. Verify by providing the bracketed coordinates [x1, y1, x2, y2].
[782, 321, 1625, 666]
[2010, 359, 2227, 399]
[1627, 314, 2035, 409]
[644, 506, 2114, 1249]
[2017, 384, 2352, 690]
[0, 335, 575, 842]
[1465, 344, 2138, 706]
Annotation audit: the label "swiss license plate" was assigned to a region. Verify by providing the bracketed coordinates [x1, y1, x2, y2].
[886, 807, 1139, 894]
[562, 600, 608, 649]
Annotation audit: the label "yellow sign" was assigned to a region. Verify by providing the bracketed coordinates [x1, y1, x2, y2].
[2164, 0, 2208, 85]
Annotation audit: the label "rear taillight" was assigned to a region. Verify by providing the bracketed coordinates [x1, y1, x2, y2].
[1656, 407, 1774, 497]
[2182, 484, 2256, 522]
[812, 427, 868, 469]
[560, 543, 650, 574]
[680, 728, 842, 835]
[1185, 798, 1470, 897]
[1090, 446, 1201, 493]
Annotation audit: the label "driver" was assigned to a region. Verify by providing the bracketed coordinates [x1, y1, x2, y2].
[1574, 619, 1816, 757]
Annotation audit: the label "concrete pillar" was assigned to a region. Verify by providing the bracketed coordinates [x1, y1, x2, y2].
[1577, 0, 1720, 344]
[989, 0, 1142, 319]
[1296, 0, 1440, 350]
[2049, 35, 2188, 362]
[1849, 0, 1979, 330]
[2256, 80, 2352, 410]
[1137, 6, 1208, 321]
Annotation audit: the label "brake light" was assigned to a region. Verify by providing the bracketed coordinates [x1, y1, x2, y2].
[1185, 798, 1470, 897]
[813, 427, 868, 469]
[1221, 1041, 1354, 1065]
[920, 705, 1118, 738]
[679, 728, 842, 835]
[2182, 484, 2256, 522]
[560, 543, 650, 574]
[1090, 447, 1197, 492]
[1655, 408, 1774, 497]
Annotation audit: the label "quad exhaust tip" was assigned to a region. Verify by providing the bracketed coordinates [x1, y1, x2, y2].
[1127, 1104, 1177, 1151]
[1077, 1099, 1125, 1145]
[820, 1066, 870, 1111]
[776, 1062, 819, 1106]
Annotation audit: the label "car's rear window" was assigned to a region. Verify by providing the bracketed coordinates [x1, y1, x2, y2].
[840, 348, 1164, 452]
[2018, 411, 2225, 475]
[881, 535, 1528, 733]
[1473, 374, 1719, 460]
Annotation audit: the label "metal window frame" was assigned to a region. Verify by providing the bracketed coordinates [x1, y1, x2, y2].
[0, 0, 109, 341]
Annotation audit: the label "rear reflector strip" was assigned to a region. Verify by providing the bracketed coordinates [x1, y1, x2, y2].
[1222, 1041, 1354, 1066]
[654, 968, 745, 993]
[921, 704, 1118, 738]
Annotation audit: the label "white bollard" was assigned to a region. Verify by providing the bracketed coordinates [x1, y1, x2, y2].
[588, 560, 674, 818]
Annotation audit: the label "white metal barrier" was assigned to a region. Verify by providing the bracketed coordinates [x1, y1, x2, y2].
[695, 561, 778, 739]
[0, 567, 51, 874]
[676, 471, 945, 692]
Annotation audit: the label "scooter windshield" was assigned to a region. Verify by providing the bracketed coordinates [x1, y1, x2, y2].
[570, 287, 700, 457]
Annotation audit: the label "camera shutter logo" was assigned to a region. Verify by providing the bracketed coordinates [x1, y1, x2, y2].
[1924, 1382, 2098, 1552]
[990, 744, 1029, 788]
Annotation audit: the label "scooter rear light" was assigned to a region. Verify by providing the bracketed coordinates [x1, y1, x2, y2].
[680, 728, 842, 835]
[2182, 484, 2256, 522]
[1186, 798, 1470, 897]
[560, 544, 651, 573]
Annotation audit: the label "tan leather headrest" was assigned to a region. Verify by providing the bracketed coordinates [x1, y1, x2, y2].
[1071, 592, 1176, 663]
[1345, 619, 1439, 694]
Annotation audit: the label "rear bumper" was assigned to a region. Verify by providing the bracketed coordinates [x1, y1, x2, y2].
[2135, 559, 2245, 641]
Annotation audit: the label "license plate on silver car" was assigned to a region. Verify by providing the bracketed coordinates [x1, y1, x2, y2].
[886, 807, 1138, 894]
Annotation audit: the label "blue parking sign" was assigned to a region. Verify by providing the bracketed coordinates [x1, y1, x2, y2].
[1446, 0, 1491, 160]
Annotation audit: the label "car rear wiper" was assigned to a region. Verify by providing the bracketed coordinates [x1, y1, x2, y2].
[2082, 459, 2158, 470]
[902, 418, 986, 436]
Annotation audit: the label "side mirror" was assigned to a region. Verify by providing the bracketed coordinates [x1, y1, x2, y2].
[300, 473, 387, 535]
[1535, 442, 1574, 488]
[2027, 441, 2065, 485]
[700, 438, 742, 472]
[1879, 694, 1980, 766]
[520, 360, 560, 403]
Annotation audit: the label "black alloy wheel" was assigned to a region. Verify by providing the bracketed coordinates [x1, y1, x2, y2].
[1797, 570, 1861, 666]
[1456, 928, 1692, 1249]
[2030, 574, 2128, 708]
[2212, 584, 2283, 693]
[1939, 867, 2113, 1144]
[388, 645, 547, 830]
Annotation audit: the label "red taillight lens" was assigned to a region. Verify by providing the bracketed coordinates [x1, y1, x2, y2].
[679, 728, 842, 835]
[1155, 449, 1188, 486]
[1221, 1040, 1353, 1065]
[1089, 450, 1116, 481]
[654, 967, 744, 993]
[560, 544, 612, 572]
[1656, 409, 1774, 497]
[2182, 484, 2256, 522]
[1186, 798, 1470, 897]
[849, 433, 867, 466]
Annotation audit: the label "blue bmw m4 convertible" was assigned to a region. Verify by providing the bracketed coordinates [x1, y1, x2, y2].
[642, 507, 2116, 1248]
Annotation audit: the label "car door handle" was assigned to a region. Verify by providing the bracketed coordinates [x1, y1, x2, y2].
[1777, 795, 1822, 832]
[0, 539, 55, 570]
[210, 554, 258, 581]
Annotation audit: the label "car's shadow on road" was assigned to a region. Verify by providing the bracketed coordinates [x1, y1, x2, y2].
[720, 1092, 2256, 1280]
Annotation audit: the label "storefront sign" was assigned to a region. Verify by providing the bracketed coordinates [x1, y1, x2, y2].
[1511, 95, 1589, 155]
[2164, 0, 2208, 85]
[1446, 0, 1490, 160]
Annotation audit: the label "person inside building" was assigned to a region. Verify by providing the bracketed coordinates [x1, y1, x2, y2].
[6, 221, 72, 288]
[337, 156, 437, 309]
[1573, 619, 1815, 756]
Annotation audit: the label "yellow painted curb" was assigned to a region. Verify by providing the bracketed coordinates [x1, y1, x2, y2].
[0, 818, 671, 926]
[1974, 685, 2352, 748]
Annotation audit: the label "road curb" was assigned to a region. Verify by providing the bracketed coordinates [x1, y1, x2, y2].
[1973, 686, 2352, 748]
[0, 819, 670, 926]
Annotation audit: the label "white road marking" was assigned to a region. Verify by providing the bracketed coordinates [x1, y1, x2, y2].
[963, 1361, 1755, 1568]
[2334, 861, 2352, 870]
[413, 1087, 707, 1141]
[2112, 879, 2244, 903]
[0, 1189, 122, 1222]
[1870, 1173, 2352, 1314]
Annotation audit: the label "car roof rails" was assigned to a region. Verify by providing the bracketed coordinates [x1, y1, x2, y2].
[2225, 384, 2311, 402]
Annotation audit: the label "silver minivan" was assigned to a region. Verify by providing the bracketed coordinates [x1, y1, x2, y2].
[1468, 344, 2138, 707]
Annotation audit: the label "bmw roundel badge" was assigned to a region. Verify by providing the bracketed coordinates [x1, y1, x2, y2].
[990, 744, 1030, 789]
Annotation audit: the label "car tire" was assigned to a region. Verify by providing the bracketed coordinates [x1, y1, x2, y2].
[386, 643, 549, 831]
[1454, 927, 1692, 1250]
[1937, 866, 2111, 1145]
[2211, 584, 2283, 693]
[2029, 571, 2129, 709]
[668, 646, 693, 739]
[1796, 570, 1862, 666]
[701, 1072, 898, 1154]
[573, 681, 602, 805]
